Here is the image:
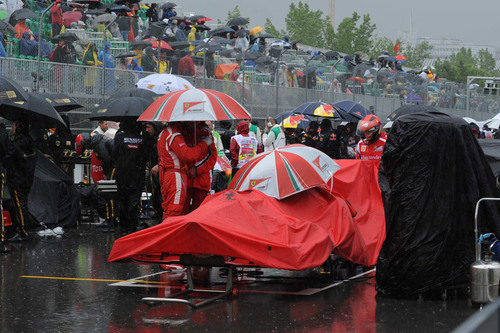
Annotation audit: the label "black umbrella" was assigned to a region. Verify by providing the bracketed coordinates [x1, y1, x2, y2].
[236, 52, 261, 61]
[209, 27, 234, 36]
[92, 13, 115, 26]
[115, 51, 137, 58]
[189, 15, 206, 22]
[0, 93, 66, 128]
[85, 8, 106, 15]
[38, 92, 83, 112]
[259, 33, 274, 38]
[168, 41, 190, 49]
[0, 21, 16, 35]
[193, 41, 222, 53]
[227, 17, 249, 26]
[235, 29, 249, 37]
[0, 75, 30, 103]
[115, 0, 140, 3]
[194, 25, 211, 32]
[161, 2, 177, 9]
[325, 51, 340, 60]
[109, 88, 158, 103]
[221, 49, 239, 58]
[53, 32, 79, 42]
[9, 8, 37, 23]
[89, 97, 151, 121]
[130, 40, 153, 49]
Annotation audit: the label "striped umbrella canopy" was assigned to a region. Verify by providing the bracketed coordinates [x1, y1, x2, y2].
[138, 88, 251, 122]
[229, 144, 340, 200]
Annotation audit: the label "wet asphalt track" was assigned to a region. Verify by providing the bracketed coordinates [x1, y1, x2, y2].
[1, 225, 477, 332]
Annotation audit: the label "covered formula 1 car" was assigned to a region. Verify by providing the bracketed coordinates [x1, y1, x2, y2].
[108, 159, 385, 270]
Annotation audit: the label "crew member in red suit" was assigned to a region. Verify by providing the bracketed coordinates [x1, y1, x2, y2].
[157, 122, 211, 219]
[184, 122, 217, 212]
[355, 114, 387, 167]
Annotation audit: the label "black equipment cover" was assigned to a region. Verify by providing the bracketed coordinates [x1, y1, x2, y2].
[28, 151, 80, 227]
[376, 112, 500, 297]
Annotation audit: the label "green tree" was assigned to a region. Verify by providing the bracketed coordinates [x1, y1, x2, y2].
[333, 12, 376, 54]
[368, 36, 395, 60]
[264, 18, 286, 39]
[478, 48, 497, 73]
[434, 47, 491, 83]
[404, 41, 433, 69]
[322, 17, 336, 50]
[284, 1, 328, 48]
[226, 5, 250, 25]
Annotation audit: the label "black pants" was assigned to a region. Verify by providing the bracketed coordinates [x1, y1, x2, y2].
[8, 186, 32, 236]
[52, 23, 62, 37]
[117, 187, 142, 232]
[0, 173, 5, 242]
[150, 172, 162, 221]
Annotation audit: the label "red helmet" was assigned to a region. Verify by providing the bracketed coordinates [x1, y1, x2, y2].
[356, 115, 381, 141]
[75, 133, 89, 155]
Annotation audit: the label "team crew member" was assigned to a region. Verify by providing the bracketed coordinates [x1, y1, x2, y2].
[113, 120, 146, 234]
[4, 120, 37, 242]
[263, 117, 286, 152]
[230, 120, 262, 176]
[157, 122, 211, 219]
[318, 119, 340, 159]
[355, 115, 387, 167]
[185, 122, 217, 212]
[0, 123, 10, 252]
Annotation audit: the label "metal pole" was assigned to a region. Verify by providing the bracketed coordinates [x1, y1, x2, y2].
[101, 19, 115, 100]
[466, 76, 471, 117]
[36, 2, 55, 92]
[275, 55, 280, 116]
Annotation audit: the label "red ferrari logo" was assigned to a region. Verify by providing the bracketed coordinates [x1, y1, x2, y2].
[183, 101, 204, 113]
[249, 178, 269, 189]
[313, 156, 323, 171]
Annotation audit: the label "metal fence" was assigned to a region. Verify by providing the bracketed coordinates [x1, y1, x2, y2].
[0, 57, 497, 130]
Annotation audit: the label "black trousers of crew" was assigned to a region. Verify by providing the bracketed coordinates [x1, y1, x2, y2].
[117, 187, 142, 233]
[0, 173, 5, 242]
[8, 186, 32, 236]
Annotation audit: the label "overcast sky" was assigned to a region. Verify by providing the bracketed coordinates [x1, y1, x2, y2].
[178, 0, 499, 48]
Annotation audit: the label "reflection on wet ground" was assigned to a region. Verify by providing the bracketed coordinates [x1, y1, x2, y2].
[0, 226, 477, 332]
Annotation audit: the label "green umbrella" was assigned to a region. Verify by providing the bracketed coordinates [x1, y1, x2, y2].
[0, 10, 8, 20]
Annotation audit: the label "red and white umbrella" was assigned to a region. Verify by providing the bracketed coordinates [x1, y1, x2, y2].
[138, 88, 251, 122]
[229, 144, 340, 199]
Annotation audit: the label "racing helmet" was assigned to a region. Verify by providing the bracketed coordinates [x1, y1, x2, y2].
[75, 133, 89, 155]
[356, 115, 381, 142]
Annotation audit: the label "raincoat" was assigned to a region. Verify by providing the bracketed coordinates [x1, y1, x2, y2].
[187, 26, 196, 52]
[175, 22, 186, 42]
[0, 33, 8, 57]
[14, 20, 32, 39]
[128, 58, 143, 72]
[98, 42, 115, 91]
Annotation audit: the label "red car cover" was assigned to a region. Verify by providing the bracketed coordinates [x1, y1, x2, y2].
[108, 160, 385, 269]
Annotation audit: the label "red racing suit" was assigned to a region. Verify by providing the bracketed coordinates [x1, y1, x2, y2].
[185, 126, 217, 211]
[355, 132, 387, 167]
[157, 124, 208, 219]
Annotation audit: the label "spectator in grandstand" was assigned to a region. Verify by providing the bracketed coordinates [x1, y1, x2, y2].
[178, 53, 195, 76]
[175, 22, 187, 42]
[128, 57, 143, 72]
[14, 19, 32, 39]
[50, 0, 64, 37]
[161, 5, 177, 20]
[116, 11, 131, 41]
[141, 47, 156, 72]
[146, 3, 158, 23]
[0, 33, 7, 58]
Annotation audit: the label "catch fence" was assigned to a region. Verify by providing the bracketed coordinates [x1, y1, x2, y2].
[0, 57, 497, 131]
